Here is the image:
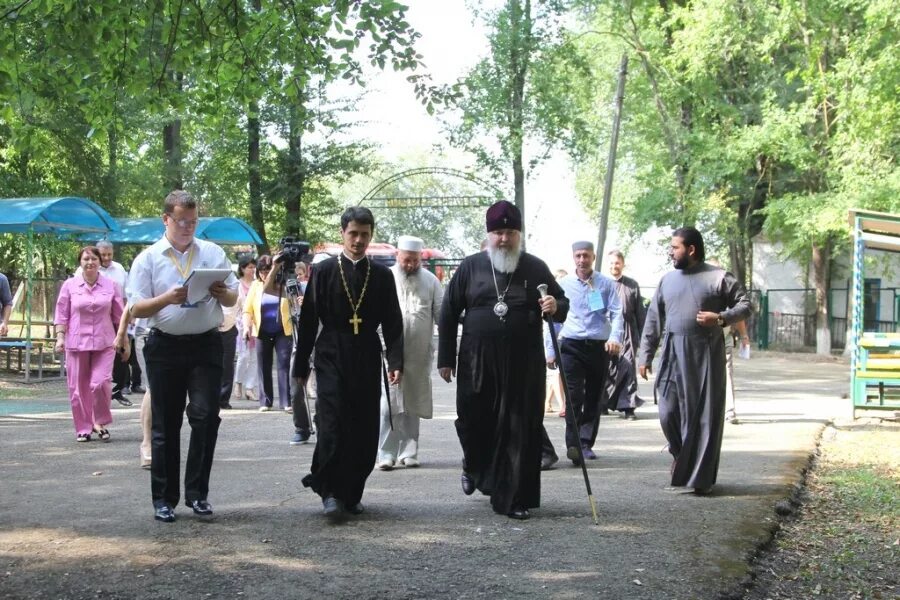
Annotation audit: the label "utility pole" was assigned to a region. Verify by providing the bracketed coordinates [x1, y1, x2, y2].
[594, 53, 628, 270]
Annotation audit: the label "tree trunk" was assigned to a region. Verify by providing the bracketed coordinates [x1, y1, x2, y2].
[162, 72, 183, 191]
[248, 99, 266, 253]
[811, 239, 832, 356]
[106, 127, 118, 211]
[508, 0, 530, 241]
[285, 102, 303, 239]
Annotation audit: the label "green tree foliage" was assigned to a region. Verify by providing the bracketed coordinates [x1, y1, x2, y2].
[448, 0, 597, 238]
[0, 0, 429, 278]
[576, 0, 899, 353]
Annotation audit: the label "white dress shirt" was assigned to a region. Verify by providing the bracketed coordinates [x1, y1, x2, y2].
[127, 235, 238, 335]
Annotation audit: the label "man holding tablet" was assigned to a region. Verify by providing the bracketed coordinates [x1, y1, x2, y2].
[127, 190, 238, 523]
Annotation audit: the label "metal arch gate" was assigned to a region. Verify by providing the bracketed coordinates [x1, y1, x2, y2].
[357, 167, 504, 281]
[359, 167, 505, 209]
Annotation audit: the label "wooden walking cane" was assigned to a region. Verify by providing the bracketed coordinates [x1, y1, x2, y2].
[537, 284, 600, 525]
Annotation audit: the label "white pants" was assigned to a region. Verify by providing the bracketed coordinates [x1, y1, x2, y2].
[378, 395, 420, 462]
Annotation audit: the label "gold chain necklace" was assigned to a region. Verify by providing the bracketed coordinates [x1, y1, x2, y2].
[337, 256, 371, 335]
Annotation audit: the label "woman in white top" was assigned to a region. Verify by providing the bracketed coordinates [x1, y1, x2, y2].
[233, 256, 259, 401]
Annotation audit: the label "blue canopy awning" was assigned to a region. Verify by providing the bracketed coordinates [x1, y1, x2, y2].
[0, 197, 119, 234]
[90, 217, 262, 245]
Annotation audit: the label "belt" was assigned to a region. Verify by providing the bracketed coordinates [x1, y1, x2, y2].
[561, 337, 607, 346]
[149, 327, 217, 341]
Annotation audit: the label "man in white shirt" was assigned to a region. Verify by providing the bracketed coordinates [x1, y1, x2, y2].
[127, 190, 238, 523]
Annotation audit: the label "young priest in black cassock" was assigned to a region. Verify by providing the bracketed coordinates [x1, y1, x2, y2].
[293, 206, 403, 518]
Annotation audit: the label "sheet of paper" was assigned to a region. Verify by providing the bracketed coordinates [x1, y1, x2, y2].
[184, 268, 233, 305]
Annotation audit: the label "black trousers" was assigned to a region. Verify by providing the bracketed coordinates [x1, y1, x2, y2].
[219, 326, 237, 407]
[112, 347, 129, 394]
[144, 328, 223, 508]
[559, 338, 608, 449]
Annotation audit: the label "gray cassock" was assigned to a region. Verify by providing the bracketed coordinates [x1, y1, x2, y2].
[637, 263, 751, 489]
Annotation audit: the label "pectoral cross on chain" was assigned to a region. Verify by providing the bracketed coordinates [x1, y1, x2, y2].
[349, 312, 362, 335]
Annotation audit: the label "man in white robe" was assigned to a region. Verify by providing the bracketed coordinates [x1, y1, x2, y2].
[377, 235, 443, 469]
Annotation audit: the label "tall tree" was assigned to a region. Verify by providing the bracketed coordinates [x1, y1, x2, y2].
[449, 0, 596, 239]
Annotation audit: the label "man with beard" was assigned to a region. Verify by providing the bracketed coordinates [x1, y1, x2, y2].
[376, 235, 443, 470]
[551, 241, 623, 465]
[293, 206, 403, 519]
[638, 226, 751, 495]
[600, 249, 645, 420]
[438, 200, 568, 520]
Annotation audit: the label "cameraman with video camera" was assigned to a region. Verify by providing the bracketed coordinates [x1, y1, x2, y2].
[261, 238, 314, 444]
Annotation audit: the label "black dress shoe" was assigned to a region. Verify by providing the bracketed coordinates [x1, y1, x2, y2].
[346, 502, 364, 515]
[460, 473, 475, 496]
[154, 505, 176, 523]
[508, 506, 530, 520]
[323, 496, 343, 518]
[185, 499, 213, 515]
[130, 385, 146, 394]
[113, 392, 133, 407]
[220, 403, 233, 410]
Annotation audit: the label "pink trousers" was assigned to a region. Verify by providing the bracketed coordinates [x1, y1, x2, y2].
[65, 348, 115, 436]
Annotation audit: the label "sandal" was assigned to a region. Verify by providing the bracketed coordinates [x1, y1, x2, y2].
[96, 428, 111, 442]
[76, 433, 91, 442]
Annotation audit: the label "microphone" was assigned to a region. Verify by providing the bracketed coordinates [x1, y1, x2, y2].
[537, 283, 549, 298]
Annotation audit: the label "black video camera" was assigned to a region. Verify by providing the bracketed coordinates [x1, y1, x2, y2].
[275, 236, 310, 284]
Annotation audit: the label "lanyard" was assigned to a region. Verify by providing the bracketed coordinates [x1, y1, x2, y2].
[167, 245, 195, 281]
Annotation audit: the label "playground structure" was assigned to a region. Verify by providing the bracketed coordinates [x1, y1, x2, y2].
[848, 209, 900, 417]
[0, 200, 262, 382]
[0, 197, 119, 381]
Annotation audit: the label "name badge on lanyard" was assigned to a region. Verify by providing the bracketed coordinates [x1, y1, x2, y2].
[169, 246, 199, 308]
[588, 289, 605, 312]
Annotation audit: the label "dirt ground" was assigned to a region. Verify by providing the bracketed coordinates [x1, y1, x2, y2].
[741, 420, 899, 600]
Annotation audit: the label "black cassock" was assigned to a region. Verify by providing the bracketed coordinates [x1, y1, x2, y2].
[293, 255, 403, 507]
[438, 251, 568, 514]
[602, 274, 646, 413]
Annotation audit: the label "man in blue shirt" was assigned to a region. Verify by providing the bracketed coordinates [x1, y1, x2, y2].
[553, 241, 623, 465]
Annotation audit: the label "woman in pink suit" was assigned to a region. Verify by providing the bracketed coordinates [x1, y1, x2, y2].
[54, 246, 124, 442]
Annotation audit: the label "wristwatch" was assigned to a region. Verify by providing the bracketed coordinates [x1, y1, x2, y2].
[716, 314, 726, 327]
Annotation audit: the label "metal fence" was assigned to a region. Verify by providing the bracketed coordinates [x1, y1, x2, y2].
[758, 287, 898, 350]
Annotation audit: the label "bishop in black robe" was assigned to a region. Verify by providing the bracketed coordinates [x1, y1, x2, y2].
[293, 254, 403, 510]
[438, 251, 568, 516]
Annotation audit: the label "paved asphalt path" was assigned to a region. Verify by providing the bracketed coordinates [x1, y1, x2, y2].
[0, 351, 849, 599]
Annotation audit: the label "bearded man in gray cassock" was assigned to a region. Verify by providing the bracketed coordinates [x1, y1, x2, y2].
[638, 226, 751, 495]
[377, 235, 444, 470]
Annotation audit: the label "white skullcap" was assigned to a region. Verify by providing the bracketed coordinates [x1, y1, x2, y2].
[397, 235, 424, 252]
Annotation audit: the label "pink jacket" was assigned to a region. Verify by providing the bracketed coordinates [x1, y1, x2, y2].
[54, 274, 124, 351]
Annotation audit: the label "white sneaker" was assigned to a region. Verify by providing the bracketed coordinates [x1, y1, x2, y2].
[258, 406, 271, 412]
[377, 459, 395, 471]
[401, 457, 420, 468]
[284, 406, 293, 413]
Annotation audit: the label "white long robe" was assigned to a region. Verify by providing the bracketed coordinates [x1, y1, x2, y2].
[389, 264, 443, 419]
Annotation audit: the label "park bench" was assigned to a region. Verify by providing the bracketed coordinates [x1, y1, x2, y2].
[852, 332, 900, 416]
[0, 338, 61, 381]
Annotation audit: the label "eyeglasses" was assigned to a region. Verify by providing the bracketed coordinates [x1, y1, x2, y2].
[168, 216, 199, 229]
